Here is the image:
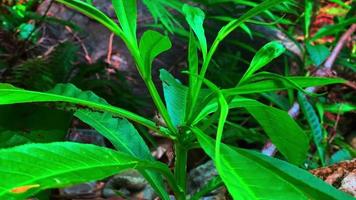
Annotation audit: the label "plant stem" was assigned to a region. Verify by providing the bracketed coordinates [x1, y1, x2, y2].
[145, 79, 177, 134]
[174, 142, 188, 198]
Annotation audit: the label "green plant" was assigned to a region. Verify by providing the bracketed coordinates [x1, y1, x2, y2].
[0, 0, 353, 199]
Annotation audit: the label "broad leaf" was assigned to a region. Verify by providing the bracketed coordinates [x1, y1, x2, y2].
[139, 30, 172, 78]
[196, 97, 309, 164]
[160, 69, 187, 127]
[306, 43, 330, 66]
[112, 0, 137, 41]
[239, 41, 286, 84]
[0, 142, 171, 199]
[298, 93, 326, 165]
[74, 110, 170, 200]
[183, 4, 207, 59]
[0, 84, 160, 133]
[55, 0, 123, 37]
[193, 129, 353, 200]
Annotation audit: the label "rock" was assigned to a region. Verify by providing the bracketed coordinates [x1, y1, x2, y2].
[310, 159, 356, 196]
[103, 170, 159, 199]
[62, 182, 96, 195]
[339, 170, 356, 197]
[109, 170, 147, 191]
[133, 185, 157, 200]
[188, 160, 218, 195]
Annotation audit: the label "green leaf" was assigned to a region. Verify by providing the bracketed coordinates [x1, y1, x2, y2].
[223, 76, 345, 96]
[0, 83, 161, 134]
[186, 31, 200, 121]
[306, 43, 330, 66]
[298, 93, 326, 165]
[0, 131, 31, 148]
[330, 149, 352, 165]
[196, 97, 309, 164]
[183, 4, 207, 59]
[74, 110, 151, 159]
[55, 0, 123, 37]
[239, 41, 286, 84]
[139, 30, 172, 78]
[0, 104, 72, 144]
[188, 0, 287, 123]
[188, 31, 199, 81]
[0, 142, 171, 199]
[74, 110, 170, 200]
[193, 129, 354, 200]
[112, 0, 137, 41]
[142, 0, 184, 33]
[310, 17, 356, 42]
[322, 103, 356, 114]
[190, 176, 223, 200]
[160, 69, 187, 127]
[304, 0, 313, 38]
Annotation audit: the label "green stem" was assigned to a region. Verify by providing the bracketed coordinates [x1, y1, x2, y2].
[148, 161, 184, 200]
[146, 79, 177, 134]
[174, 142, 188, 198]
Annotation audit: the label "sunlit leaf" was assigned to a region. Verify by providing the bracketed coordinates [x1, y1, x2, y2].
[139, 30, 172, 78]
[239, 41, 286, 84]
[112, 0, 137, 41]
[196, 96, 309, 164]
[0, 142, 172, 199]
[183, 4, 207, 59]
[74, 110, 170, 200]
[0, 83, 160, 133]
[55, 0, 123, 36]
[193, 129, 353, 200]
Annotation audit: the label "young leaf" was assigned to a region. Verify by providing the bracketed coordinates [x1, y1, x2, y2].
[55, 0, 123, 37]
[188, 30, 199, 88]
[238, 41, 286, 85]
[160, 69, 188, 127]
[112, 0, 137, 41]
[193, 129, 354, 200]
[139, 30, 172, 79]
[187, 0, 287, 122]
[298, 93, 326, 165]
[0, 142, 173, 199]
[196, 97, 309, 164]
[304, 0, 313, 38]
[142, 0, 184, 33]
[74, 110, 152, 159]
[74, 110, 170, 200]
[306, 43, 330, 66]
[183, 4, 207, 59]
[0, 84, 162, 134]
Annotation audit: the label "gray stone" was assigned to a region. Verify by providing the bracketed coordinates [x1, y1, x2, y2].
[188, 160, 218, 195]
